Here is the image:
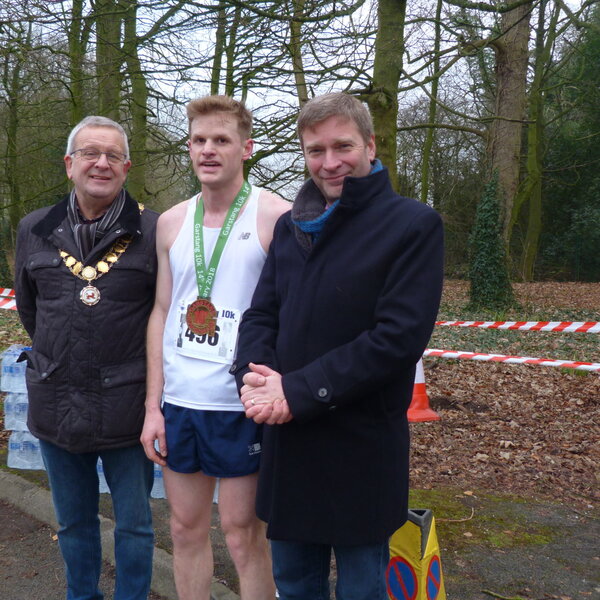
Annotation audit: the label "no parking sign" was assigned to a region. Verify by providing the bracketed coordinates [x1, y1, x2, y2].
[387, 509, 447, 600]
[386, 556, 417, 600]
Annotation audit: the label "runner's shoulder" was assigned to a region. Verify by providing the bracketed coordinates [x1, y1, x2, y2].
[257, 188, 291, 221]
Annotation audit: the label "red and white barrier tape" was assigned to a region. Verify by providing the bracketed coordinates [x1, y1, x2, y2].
[424, 348, 600, 373]
[0, 288, 16, 310]
[436, 320, 599, 333]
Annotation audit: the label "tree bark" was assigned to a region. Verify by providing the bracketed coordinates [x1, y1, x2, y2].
[367, 0, 407, 193]
[122, 0, 148, 203]
[420, 0, 443, 205]
[486, 2, 532, 241]
[95, 0, 123, 118]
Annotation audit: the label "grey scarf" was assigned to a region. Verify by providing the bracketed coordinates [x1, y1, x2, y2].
[67, 189, 126, 259]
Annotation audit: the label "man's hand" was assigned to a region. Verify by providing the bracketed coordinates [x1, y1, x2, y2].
[240, 363, 293, 425]
[140, 408, 168, 466]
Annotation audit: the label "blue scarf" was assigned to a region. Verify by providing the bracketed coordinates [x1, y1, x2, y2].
[293, 159, 383, 239]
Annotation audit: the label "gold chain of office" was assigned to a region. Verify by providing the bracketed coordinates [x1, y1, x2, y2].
[59, 236, 132, 284]
[59, 203, 144, 306]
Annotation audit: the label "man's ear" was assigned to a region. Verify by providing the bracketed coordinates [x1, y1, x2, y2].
[242, 138, 254, 161]
[367, 134, 376, 162]
[64, 155, 74, 180]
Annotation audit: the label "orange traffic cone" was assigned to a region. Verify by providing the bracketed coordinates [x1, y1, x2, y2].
[407, 359, 440, 422]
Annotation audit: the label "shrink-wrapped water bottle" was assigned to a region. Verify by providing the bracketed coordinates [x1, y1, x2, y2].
[151, 463, 165, 499]
[97, 458, 110, 494]
[1, 344, 29, 393]
[7, 430, 45, 470]
[4, 392, 29, 431]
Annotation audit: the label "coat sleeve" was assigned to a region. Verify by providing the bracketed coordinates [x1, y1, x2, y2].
[233, 222, 283, 393]
[14, 220, 37, 340]
[283, 208, 443, 423]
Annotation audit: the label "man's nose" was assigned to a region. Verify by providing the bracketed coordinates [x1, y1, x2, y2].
[94, 152, 111, 167]
[322, 150, 342, 170]
[201, 140, 216, 154]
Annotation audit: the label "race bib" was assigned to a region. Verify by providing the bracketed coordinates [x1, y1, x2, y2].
[175, 300, 241, 364]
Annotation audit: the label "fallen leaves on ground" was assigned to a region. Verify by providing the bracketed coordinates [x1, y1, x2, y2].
[412, 281, 599, 510]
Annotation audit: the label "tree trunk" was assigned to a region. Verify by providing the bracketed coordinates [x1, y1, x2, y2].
[122, 0, 148, 203]
[95, 0, 123, 118]
[486, 2, 531, 241]
[68, 0, 86, 125]
[290, 0, 309, 107]
[420, 0, 443, 205]
[210, 3, 227, 95]
[514, 1, 558, 280]
[367, 0, 407, 193]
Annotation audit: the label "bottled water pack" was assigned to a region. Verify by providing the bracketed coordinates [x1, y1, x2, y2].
[7, 430, 45, 470]
[1, 344, 29, 393]
[151, 463, 165, 499]
[4, 392, 28, 431]
[97, 458, 110, 494]
[98, 459, 166, 498]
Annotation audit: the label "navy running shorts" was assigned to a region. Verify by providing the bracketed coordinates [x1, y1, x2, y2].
[163, 402, 262, 477]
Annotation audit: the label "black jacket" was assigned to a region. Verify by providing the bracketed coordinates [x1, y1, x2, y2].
[234, 168, 444, 545]
[15, 193, 158, 453]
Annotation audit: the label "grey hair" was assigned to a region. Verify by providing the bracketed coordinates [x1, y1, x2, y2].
[66, 116, 130, 158]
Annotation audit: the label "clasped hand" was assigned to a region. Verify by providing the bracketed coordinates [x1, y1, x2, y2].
[240, 363, 292, 425]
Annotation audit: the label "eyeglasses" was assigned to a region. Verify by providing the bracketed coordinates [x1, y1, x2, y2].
[71, 148, 128, 165]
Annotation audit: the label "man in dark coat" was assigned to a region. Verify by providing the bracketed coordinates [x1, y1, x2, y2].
[233, 93, 444, 599]
[15, 116, 158, 600]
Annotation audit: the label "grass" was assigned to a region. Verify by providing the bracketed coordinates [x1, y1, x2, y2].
[408, 488, 555, 553]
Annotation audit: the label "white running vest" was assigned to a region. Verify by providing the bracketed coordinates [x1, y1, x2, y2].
[162, 186, 267, 411]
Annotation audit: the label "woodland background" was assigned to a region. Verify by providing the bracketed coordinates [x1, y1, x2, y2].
[1, 0, 599, 290]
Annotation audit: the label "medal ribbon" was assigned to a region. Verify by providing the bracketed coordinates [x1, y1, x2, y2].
[193, 181, 251, 299]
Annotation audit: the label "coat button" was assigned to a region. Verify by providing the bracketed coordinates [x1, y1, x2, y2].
[317, 387, 328, 398]
[41, 372, 48, 378]
[229, 363, 237, 374]
[104, 377, 110, 384]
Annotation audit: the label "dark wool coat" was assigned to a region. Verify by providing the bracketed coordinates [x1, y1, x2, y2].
[233, 167, 444, 546]
[15, 193, 158, 453]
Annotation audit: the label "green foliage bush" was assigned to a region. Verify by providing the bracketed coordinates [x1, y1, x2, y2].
[468, 172, 515, 309]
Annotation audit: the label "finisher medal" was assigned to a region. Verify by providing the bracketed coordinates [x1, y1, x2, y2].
[186, 298, 218, 336]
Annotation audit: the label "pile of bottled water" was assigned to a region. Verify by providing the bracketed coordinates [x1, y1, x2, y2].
[2, 344, 165, 498]
[2, 344, 44, 470]
[98, 458, 165, 498]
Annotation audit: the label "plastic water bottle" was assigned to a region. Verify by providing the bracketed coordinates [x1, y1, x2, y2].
[1, 344, 29, 393]
[151, 463, 165, 499]
[3, 392, 29, 431]
[7, 430, 45, 470]
[97, 458, 110, 494]
[213, 479, 219, 504]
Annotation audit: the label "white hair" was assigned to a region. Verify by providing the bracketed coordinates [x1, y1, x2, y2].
[65, 116, 130, 158]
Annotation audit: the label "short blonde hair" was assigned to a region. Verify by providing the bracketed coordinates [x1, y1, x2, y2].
[186, 95, 253, 140]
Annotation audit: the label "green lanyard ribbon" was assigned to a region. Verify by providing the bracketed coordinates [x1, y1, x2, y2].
[193, 181, 251, 300]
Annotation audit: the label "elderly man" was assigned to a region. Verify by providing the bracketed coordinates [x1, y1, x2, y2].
[15, 116, 158, 600]
[234, 93, 444, 600]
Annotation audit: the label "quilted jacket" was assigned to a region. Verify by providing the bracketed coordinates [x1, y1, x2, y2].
[14, 193, 158, 453]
